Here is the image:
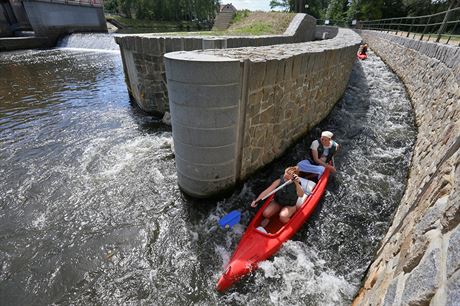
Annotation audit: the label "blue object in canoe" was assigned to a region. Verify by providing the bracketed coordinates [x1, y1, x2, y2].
[218, 210, 241, 229]
[218, 179, 293, 230]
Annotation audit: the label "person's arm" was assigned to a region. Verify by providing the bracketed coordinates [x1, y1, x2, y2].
[311, 148, 324, 166]
[251, 179, 281, 207]
[292, 175, 304, 197]
[312, 148, 337, 173]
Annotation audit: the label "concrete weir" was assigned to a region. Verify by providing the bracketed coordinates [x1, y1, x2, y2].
[165, 28, 361, 197]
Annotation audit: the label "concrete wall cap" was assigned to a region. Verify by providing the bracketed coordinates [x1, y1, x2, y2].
[164, 51, 239, 62]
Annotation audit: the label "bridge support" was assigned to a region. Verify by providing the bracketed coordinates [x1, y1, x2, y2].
[23, 0, 107, 40]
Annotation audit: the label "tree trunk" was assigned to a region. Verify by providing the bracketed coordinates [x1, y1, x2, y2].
[295, 0, 306, 13]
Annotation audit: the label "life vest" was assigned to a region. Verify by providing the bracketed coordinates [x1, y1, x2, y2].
[274, 176, 298, 206]
[309, 140, 337, 165]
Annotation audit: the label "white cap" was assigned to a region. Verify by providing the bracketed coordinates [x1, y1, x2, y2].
[321, 131, 333, 139]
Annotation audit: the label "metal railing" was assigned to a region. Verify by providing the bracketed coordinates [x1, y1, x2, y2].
[316, 19, 351, 28]
[357, 7, 460, 46]
[33, 0, 104, 8]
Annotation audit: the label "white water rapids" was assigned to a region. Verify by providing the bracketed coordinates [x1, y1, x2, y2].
[0, 34, 415, 305]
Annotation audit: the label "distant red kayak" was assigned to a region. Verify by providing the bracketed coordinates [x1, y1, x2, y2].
[216, 168, 330, 292]
[357, 52, 368, 60]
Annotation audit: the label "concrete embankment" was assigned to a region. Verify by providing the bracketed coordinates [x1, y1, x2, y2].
[164, 28, 361, 197]
[354, 31, 459, 306]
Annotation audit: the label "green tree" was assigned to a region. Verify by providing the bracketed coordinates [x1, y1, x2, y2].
[326, 0, 349, 21]
[270, 0, 294, 11]
[381, 0, 408, 18]
[358, 0, 384, 20]
[345, 0, 359, 22]
[270, 0, 329, 18]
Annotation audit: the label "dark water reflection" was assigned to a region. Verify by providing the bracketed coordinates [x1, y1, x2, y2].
[0, 43, 415, 305]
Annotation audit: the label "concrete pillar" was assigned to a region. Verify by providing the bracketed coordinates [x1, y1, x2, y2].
[0, 6, 13, 37]
[164, 52, 243, 198]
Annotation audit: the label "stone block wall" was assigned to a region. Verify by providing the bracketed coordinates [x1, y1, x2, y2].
[315, 26, 339, 40]
[164, 28, 361, 197]
[353, 31, 460, 306]
[114, 13, 317, 114]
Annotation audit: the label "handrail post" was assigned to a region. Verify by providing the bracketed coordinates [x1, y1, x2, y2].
[407, 18, 415, 37]
[395, 17, 402, 35]
[436, 7, 453, 43]
[389, 18, 395, 33]
[420, 15, 431, 40]
[446, 18, 459, 45]
[412, 16, 419, 39]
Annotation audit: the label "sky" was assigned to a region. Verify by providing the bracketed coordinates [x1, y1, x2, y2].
[226, 0, 273, 11]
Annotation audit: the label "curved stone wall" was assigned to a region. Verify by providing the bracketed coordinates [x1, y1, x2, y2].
[354, 31, 460, 306]
[165, 28, 361, 197]
[114, 13, 316, 114]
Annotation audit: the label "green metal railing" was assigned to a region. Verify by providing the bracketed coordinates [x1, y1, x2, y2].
[34, 0, 103, 7]
[357, 7, 460, 46]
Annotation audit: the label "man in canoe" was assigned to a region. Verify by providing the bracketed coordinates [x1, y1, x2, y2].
[297, 130, 339, 178]
[251, 167, 306, 225]
[358, 43, 368, 54]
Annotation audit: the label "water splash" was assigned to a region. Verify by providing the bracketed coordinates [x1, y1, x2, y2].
[58, 33, 120, 51]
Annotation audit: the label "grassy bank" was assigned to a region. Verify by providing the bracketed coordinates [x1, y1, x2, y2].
[225, 11, 296, 35]
[106, 11, 296, 36]
[106, 15, 204, 32]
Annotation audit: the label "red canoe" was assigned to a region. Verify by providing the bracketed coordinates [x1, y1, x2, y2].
[357, 52, 368, 60]
[216, 167, 330, 292]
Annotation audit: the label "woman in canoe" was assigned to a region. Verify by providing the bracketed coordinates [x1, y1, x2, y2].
[251, 167, 306, 226]
[297, 130, 339, 178]
[357, 43, 368, 59]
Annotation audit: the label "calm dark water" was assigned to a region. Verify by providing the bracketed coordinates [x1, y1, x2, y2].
[0, 36, 415, 305]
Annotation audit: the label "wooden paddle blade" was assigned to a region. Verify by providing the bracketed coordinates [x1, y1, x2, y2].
[218, 210, 241, 229]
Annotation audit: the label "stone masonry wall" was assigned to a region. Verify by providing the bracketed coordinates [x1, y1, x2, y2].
[354, 31, 460, 306]
[164, 28, 361, 197]
[229, 37, 359, 179]
[114, 13, 316, 114]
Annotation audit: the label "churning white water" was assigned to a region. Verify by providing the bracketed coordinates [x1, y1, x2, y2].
[0, 43, 415, 305]
[58, 33, 120, 51]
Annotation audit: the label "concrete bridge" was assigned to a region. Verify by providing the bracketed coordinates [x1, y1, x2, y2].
[0, 0, 107, 51]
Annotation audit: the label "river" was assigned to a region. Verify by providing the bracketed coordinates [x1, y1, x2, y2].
[0, 34, 416, 305]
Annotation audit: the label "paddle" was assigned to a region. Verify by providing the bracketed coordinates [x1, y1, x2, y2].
[218, 179, 293, 229]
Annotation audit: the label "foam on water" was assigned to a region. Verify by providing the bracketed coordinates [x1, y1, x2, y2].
[58, 33, 120, 51]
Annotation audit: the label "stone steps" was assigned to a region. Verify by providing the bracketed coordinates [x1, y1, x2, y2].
[212, 12, 235, 31]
